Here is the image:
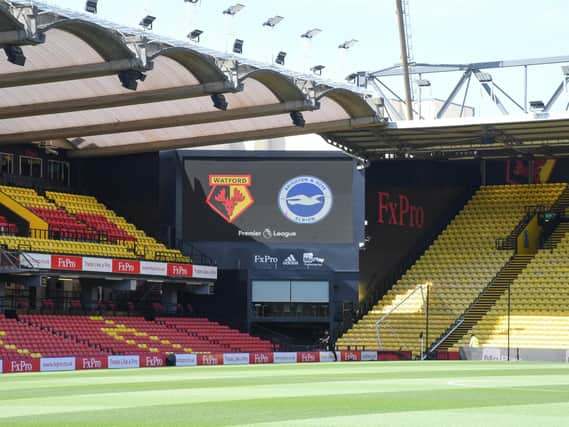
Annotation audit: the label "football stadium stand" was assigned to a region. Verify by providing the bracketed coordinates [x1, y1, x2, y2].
[452, 226, 569, 351]
[159, 318, 274, 353]
[0, 314, 107, 359]
[16, 315, 273, 356]
[45, 191, 187, 262]
[337, 183, 567, 356]
[0, 185, 188, 263]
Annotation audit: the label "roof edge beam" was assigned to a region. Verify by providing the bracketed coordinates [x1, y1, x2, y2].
[69, 116, 381, 158]
[0, 58, 150, 89]
[0, 80, 240, 119]
[0, 100, 316, 144]
[0, 29, 42, 45]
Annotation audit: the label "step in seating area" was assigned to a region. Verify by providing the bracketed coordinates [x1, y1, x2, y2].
[0, 185, 189, 263]
[337, 183, 567, 356]
[159, 318, 274, 353]
[0, 314, 107, 359]
[454, 225, 569, 351]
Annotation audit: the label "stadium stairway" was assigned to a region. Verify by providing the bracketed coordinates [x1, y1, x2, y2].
[542, 185, 569, 249]
[336, 183, 566, 357]
[550, 185, 569, 213]
[542, 222, 569, 250]
[432, 254, 533, 352]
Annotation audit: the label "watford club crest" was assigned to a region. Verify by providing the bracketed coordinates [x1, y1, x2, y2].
[206, 175, 254, 223]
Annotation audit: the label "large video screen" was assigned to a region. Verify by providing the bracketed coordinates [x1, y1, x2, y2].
[183, 158, 354, 243]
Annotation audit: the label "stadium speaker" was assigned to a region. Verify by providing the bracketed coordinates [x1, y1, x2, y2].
[4, 45, 26, 66]
[290, 111, 305, 127]
[166, 354, 176, 367]
[118, 69, 146, 91]
[4, 309, 17, 319]
[211, 94, 228, 111]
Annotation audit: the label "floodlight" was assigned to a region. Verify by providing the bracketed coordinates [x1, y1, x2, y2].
[301, 28, 322, 39]
[233, 39, 243, 54]
[311, 65, 325, 75]
[275, 51, 286, 66]
[338, 39, 358, 49]
[529, 100, 545, 111]
[417, 79, 431, 87]
[188, 29, 203, 42]
[4, 46, 25, 66]
[223, 3, 245, 15]
[85, 0, 98, 14]
[290, 111, 305, 127]
[139, 15, 156, 30]
[263, 15, 284, 27]
[118, 70, 146, 91]
[475, 71, 492, 83]
[211, 94, 228, 111]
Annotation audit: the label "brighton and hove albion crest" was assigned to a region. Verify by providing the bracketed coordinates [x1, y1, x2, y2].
[206, 175, 254, 223]
[278, 176, 332, 224]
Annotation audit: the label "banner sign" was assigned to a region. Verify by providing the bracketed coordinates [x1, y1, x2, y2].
[3, 359, 40, 373]
[108, 355, 140, 369]
[76, 356, 107, 370]
[140, 355, 166, 368]
[174, 354, 197, 367]
[223, 353, 250, 365]
[40, 357, 75, 372]
[197, 354, 224, 366]
[297, 352, 320, 363]
[1, 351, 403, 374]
[19, 252, 217, 280]
[273, 352, 298, 364]
[249, 352, 274, 364]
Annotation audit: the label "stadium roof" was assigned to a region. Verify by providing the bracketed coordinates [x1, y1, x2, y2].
[322, 113, 569, 160]
[3, 2, 569, 161]
[0, 1, 381, 158]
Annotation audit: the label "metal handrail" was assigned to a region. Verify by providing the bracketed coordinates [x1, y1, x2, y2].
[429, 318, 464, 353]
[495, 205, 546, 250]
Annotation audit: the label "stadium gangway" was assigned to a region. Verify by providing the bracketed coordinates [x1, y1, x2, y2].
[374, 283, 426, 358]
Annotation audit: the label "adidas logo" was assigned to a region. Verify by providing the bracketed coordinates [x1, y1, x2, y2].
[282, 254, 299, 266]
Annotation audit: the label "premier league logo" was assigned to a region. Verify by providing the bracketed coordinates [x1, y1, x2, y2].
[278, 176, 332, 224]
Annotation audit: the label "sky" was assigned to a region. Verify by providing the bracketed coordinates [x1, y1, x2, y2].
[38, 0, 569, 117]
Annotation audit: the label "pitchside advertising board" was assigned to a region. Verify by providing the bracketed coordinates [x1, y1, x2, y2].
[0, 351, 414, 373]
[183, 159, 354, 243]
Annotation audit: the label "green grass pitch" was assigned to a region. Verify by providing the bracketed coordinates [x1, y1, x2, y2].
[0, 361, 568, 426]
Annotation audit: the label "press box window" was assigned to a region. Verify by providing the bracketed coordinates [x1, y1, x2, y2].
[48, 160, 70, 185]
[0, 153, 14, 174]
[20, 156, 42, 178]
